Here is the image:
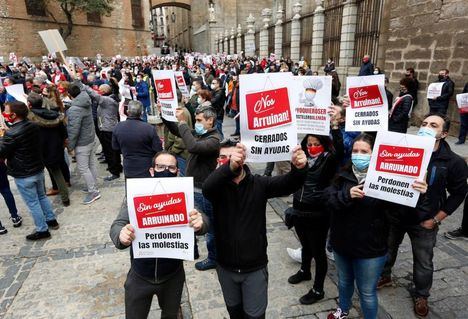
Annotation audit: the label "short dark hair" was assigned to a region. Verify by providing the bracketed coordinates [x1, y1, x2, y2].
[406, 67, 415, 74]
[7, 101, 29, 119]
[353, 133, 375, 150]
[152, 151, 178, 167]
[399, 77, 413, 89]
[423, 112, 451, 133]
[220, 138, 238, 148]
[440, 69, 449, 74]
[68, 84, 81, 98]
[212, 78, 222, 86]
[27, 92, 43, 109]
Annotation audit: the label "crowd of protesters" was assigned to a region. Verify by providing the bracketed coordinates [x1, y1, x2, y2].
[0, 51, 467, 319]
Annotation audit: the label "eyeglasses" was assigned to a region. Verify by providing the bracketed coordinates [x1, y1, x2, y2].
[154, 164, 177, 173]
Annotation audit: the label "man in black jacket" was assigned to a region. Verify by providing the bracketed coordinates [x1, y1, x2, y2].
[203, 142, 308, 319]
[428, 69, 455, 115]
[358, 55, 374, 76]
[0, 101, 59, 240]
[210, 77, 226, 139]
[378, 113, 467, 317]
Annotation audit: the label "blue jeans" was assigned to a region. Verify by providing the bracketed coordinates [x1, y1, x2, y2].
[216, 120, 224, 140]
[334, 252, 387, 319]
[194, 191, 216, 261]
[14, 171, 56, 232]
[176, 156, 186, 177]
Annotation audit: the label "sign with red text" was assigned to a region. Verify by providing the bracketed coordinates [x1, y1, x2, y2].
[293, 76, 331, 135]
[346, 75, 388, 131]
[127, 177, 194, 260]
[427, 82, 444, 100]
[240, 72, 298, 162]
[152, 70, 178, 122]
[174, 71, 190, 97]
[456, 93, 468, 114]
[363, 131, 435, 207]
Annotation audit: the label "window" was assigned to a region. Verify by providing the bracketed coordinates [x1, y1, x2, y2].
[87, 12, 102, 23]
[353, 0, 383, 66]
[131, 0, 144, 27]
[25, 0, 46, 16]
[322, 0, 344, 65]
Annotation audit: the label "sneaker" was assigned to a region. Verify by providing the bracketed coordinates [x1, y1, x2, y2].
[195, 258, 217, 271]
[288, 269, 311, 284]
[0, 226, 7, 235]
[26, 231, 51, 241]
[83, 192, 101, 205]
[46, 219, 60, 230]
[444, 228, 468, 240]
[287, 247, 302, 263]
[103, 174, 120, 182]
[46, 188, 59, 196]
[62, 200, 70, 207]
[11, 216, 23, 227]
[455, 140, 465, 145]
[327, 308, 348, 319]
[299, 288, 324, 305]
[81, 187, 89, 193]
[414, 297, 429, 317]
[326, 249, 335, 261]
[377, 276, 393, 289]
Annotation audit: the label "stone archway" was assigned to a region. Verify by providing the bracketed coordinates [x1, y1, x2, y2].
[150, 0, 191, 10]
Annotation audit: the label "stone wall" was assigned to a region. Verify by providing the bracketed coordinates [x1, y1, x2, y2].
[0, 0, 152, 59]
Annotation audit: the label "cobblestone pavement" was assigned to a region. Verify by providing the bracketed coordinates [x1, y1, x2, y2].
[0, 118, 466, 318]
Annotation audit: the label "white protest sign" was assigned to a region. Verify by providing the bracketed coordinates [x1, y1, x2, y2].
[5, 84, 27, 105]
[427, 82, 444, 100]
[187, 56, 194, 68]
[127, 177, 195, 260]
[38, 29, 67, 54]
[345, 74, 388, 132]
[456, 93, 468, 114]
[293, 76, 331, 136]
[66, 57, 85, 69]
[240, 72, 298, 162]
[363, 131, 435, 207]
[152, 70, 178, 122]
[174, 71, 190, 97]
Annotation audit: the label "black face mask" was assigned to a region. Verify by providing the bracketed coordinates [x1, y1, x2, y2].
[438, 75, 445, 81]
[153, 169, 177, 178]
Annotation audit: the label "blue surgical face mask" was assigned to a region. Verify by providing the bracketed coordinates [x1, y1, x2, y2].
[417, 127, 437, 138]
[351, 153, 371, 171]
[195, 122, 207, 135]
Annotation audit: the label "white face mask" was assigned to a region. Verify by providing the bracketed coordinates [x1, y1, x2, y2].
[210, 84, 216, 90]
[197, 97, 202, 104]
[373, 70, 379, 75]
[305, 92, 316, 101]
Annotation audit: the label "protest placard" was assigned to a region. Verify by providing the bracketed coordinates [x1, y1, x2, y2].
[293, 76, 331, 136]
[456, 93, 468, 114]
[66, 57, 85, 69]
[174, 71, 190, 97]
[38, 29, 67, 54]
[5, 84, 27, 105]
[427, 82, 444, 100]
[345, 74, 388, 132]
[363, 131, 435, 207]
[152, 69, 178, 122]
[240, 72, 298, 162]
[127, 177, 194, 260]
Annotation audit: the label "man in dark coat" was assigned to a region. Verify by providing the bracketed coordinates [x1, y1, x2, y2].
[358, 55, 374, 76]
[428, 69, 455, 115]
[210, 77, 226, 139]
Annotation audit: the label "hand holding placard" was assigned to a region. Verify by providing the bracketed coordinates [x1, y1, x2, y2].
[230, 143, 246, 171]
[119, 224, 135, 246]
[291, 146, 307, 169]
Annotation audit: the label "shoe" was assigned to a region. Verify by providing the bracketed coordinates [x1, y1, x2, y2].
[103, 174, 120, 182]
[46, 219, 60, 230]
[11, 216, 23, 227]
[46, 188, 59, 196]
[299, 288, 324, 305]
[327, 308, 348, 319]
[326, 249, 335, 261]
[455, 140, 465, 145]
[414, 297, 429, 317]
[81, 187, 88, 193]
[444, 228, 468, 240]
[72, 156, 76, 163]
[66, 182, 72, 187]
[26, 231, 51, 240]
[377, 276, 393, 289]
[230, 132, 240, 136]
[288, 269, 311, 284]
[83, 192, 101, 205]
[62, 200, 70, 207]
[195, 258, 217, 271]
[287, 247, 302, 263]
[0, 226, 7, 235]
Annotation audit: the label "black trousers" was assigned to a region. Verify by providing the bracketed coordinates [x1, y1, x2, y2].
[461, 196, 468, 236]
[124, 266, 185, 319]
[100, 131, 122, 176]
[294, 214, 329, 292]
[49, 156, 70, 190]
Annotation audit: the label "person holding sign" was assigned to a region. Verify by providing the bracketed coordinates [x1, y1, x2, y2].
[378, 113, 467, 317]
[324, 134, 428, 319]
[110, 151, 208, 319]
[203, 142, 308, 319]
[427, 69, 454, 115]
[455, 82, 468, 145]
[388, 78, 414, 133]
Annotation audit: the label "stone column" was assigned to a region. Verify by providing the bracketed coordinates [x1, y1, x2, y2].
[236, 24, 243, 54]
[224, 29, 230, 54]
[208, 9, 218, 54]
[290, 2, 302, 62]
[230, 27, 236, 54]
[214, 34, 219, 53]
[310, 0, 325, 71]
[274, 5, 284, 58]
[338, 0, 358, 67]
[259, 8, 272, 58]
[219, 31, 225, 53]
[245, 14, 256, 57]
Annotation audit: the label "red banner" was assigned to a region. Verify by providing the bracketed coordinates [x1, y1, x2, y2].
[376, 145, 424, 177]
[349, 84, 383, 109]
[155, 78, 174, 100]
[133, 192, 187, 228]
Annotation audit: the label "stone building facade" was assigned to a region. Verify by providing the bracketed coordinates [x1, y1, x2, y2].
[0, 0, 153, 59]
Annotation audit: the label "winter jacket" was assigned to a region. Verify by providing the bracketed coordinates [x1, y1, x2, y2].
[67, 91, 95, 150]
[84, 86, 119, 132]
[112, 117, 162, 178]
[27, 109, 67, 167]
[324, 62, 335, 74]
[324, 167, 390, 259]
[110, 197, 208, 282]
[211, 88, 226, 120]
[0, 120, 44, 178]
[428, 77, 455, 112]
[164, 107, 192, 160]
[135, 81, 151, 107]
[203, 164, 308, 272]
[389, 93, 413, 133]
[358, 61, 374, 76]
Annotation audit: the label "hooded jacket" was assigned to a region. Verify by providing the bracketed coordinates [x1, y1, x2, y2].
[84, 86, 119, 132]
[67, 90, 95, 149]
